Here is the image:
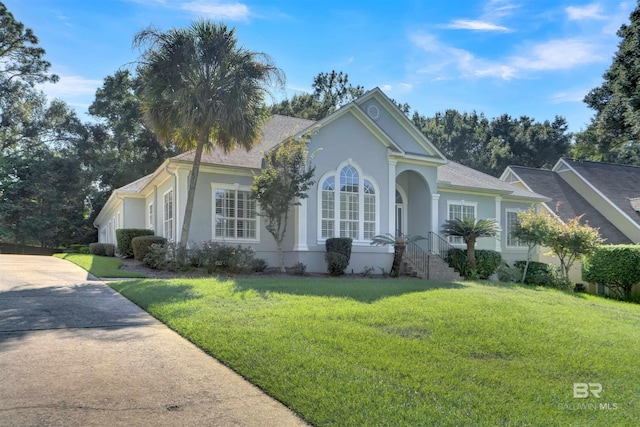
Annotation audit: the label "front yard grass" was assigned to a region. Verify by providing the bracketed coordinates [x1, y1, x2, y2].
[54, 253, 145, 278]
[110, 277, 640, 426]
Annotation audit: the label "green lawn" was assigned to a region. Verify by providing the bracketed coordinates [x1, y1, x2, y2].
[54, 253, 145, 278]
[110, 277, 640, 426]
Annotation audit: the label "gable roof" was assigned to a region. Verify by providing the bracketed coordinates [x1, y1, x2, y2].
[556, 158, 640, 229]
[439, 161, 549, 201]
[506, 165, 631, 244]
[172, 115, 315, 169]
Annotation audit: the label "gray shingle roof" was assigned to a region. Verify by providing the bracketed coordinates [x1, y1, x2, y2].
[562, 158, 640, 228]
[171, 115, 315, 169]
[509, 165, 631, 244]
[117, 173, 153, 192]
[439, 161, 548, 200]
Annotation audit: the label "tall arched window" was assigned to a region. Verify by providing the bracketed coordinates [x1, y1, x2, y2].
[319, 162, 378, 242]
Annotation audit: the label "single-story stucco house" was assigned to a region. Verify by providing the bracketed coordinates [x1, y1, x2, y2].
[94, 88, 549, 276]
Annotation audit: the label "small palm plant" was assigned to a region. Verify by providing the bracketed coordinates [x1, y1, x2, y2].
[442, 217, 501, 273]
[371, 233, 425, 277]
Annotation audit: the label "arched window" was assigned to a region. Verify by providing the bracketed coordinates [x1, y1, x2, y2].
[319, 163, 378, 242]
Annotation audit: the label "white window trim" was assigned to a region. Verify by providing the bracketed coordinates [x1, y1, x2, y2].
[316, 159, 380, 245]
[163, 189, 174, 241]
[446, 200, 478, 246]
[505, 208, 528, 249]
[148, 202, 154, 231]
[211, 183, 260, 243]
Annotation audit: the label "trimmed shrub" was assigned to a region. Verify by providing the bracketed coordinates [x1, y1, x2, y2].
[89, 243, 115, 257]
[325, 252, 348, 276]
[252, 258, 268, 273]
[514, 261, 567, 289]
[326, 238, 353, 263]
[65, 244, 90, 254]
[325, 238, 352, 276]
[290, 262, 307, 276]
[583, 245, 640, 300]
[143, 243, 168, 270]
[475, 250, 502, 279]
[131, 235, 167, 262]
[446, 248, 501, 279]
[116, 228, 154, 258]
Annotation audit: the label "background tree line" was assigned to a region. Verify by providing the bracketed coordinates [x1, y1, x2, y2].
[1, 0, 639, 248]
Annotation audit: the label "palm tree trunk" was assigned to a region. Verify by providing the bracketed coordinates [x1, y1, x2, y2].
[391, 244, 406, 277]
[179, 129, 207, 247]
[466, 238, 476, 270]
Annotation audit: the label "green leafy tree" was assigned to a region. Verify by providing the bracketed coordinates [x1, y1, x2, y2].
[576, 3, 640, 164]
[512, 208, 553, 282]
[134, 20, 284, 246]
[370, 233, 425, 278]
[251, 137, 316, 272]
[0, 2, 58, 86]
[413, 110, 570, 176]
[543, 215, 604, 284]
[88, 70, 176, 191]
[270, 70, 363, 120]
[442, 218, 501, 272]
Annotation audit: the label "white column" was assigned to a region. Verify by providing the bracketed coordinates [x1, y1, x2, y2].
[388, 157, 397, 236]
[431, 193, 440, 234]
[495, 196, 502, 251]
[431, 193, 440, 253]
[293, 198, 308, 251]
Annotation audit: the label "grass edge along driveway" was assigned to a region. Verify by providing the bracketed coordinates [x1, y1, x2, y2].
[53, 253, 145, 278]
[110, 277, 640, 426]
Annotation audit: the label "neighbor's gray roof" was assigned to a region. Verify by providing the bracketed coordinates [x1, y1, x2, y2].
[171, 115, 315, 169]
[561, 158, 640, 228]
[439, 161, 548, 200]
[508, 165, 631, 244]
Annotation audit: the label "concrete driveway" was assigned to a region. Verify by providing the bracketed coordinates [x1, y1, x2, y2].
[0, 255, 307, 427]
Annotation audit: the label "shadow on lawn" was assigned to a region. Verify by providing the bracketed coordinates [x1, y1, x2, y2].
[233, 278, 467, 303]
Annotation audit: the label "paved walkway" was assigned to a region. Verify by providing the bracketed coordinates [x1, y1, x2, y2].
[0, 255, 307, 427]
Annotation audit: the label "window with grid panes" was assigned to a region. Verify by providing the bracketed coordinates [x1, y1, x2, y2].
[214, 188, 257, 240]
[448, 202, 475, 244]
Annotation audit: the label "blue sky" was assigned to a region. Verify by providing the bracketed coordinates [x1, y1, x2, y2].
[4, 0, 632, 133]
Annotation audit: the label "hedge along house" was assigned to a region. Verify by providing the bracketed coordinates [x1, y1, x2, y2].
[94, 88, 549, 275]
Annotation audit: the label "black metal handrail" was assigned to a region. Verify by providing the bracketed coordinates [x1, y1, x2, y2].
[405, 239, 429, 277]
[427, 231, 456, 260]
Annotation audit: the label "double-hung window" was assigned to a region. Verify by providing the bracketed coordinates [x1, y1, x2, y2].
[163, 190, 174, 240]
[448, 201, 476, 245]
[148, 203, 154, 230]
[506, 209, 526, 247]
[213, 186, 257, 240]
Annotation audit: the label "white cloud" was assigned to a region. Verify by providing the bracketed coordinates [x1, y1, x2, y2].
[180, 1, 250, 21]
[444, 19, 509, 31]
[549, 88, 589, 104]
[566, 3, 606, 21]
[511, 38, 604, 71]
[410, 32, 606, 81]
[483, 0, 520, 19]
[42, 74, 102, 98]
[380, 83, 413, 93]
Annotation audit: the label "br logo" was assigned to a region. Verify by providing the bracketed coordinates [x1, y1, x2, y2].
[573, 383, 602, 398]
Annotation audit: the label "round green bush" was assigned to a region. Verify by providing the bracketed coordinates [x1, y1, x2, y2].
[131, 235, 167, 261]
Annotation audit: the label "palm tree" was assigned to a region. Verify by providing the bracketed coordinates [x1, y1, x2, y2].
[134, 21, 284, 246]
[371, 233, 424, 277]
[442, 217, 501, 271]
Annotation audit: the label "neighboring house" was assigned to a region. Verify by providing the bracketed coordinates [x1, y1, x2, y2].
[95, 88, 548, 275]
[501, 158, 640, 292]
[501, 158, 640, 244]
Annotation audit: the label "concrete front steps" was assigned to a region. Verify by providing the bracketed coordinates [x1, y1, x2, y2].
[402, 254, 463, 281]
